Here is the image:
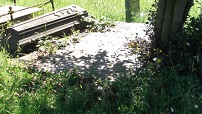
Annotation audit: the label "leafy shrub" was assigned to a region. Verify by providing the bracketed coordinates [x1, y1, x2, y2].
[136, 2, 202, 82]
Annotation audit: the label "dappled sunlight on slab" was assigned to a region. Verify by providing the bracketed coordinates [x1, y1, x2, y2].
[19, 22, 149, 79]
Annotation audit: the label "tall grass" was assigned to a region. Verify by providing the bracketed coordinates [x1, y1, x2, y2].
[0, 51, 201, 113]
[0, 0, 202, 113]
[0, 0, 125, 21]
[0, 0, 200, 22]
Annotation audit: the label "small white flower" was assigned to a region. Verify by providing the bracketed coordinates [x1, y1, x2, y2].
[153, 57, 157, 61]
[97, 86, 103, 90]
[170, 108, 174, 112]
[140, 13, 145, 17]
[195, 105, 198, 109]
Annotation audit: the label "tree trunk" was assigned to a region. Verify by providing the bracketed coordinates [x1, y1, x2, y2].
[154, 0, 194, 44]
[125, 0, 140, 22]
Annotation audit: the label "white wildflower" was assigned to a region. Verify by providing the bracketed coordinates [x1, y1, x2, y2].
[170, 108, 174, 112]
[153, 57, 157, 61]
[195, 105, 198, 109]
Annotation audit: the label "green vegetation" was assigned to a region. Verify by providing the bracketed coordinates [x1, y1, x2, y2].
[0, 0, 202, 114]
[0, 49, 202, 113]
[0, 0, 125, 21]
[0, 0, 200, 22]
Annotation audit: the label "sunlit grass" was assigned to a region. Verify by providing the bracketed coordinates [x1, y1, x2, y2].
[0, 0, 202, 113]
[0, 0, 125, 21]
[190, 0, 202, 17]
[0, 0, 201, 22]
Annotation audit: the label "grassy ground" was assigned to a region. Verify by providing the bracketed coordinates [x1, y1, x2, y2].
[0, 50, 202, 113]
[0, 0, 201, 22]
[0, 0, 202, 114]
[0, 0, 125, 21]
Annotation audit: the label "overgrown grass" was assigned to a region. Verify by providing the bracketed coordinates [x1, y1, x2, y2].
[0, 51, 201, 113]
[0, 0, 202, 114]
[0, 0, 200, 22]
[0, 0, 125, 21]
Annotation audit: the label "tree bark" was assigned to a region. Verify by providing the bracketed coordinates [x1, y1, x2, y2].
[155, 0, 166, 42]
[155, 0, 194, 43]
[160, 0, 173, 42]
[170, 0, 193, 40]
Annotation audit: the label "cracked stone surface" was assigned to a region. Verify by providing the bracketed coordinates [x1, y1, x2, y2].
[19, 22, 149, 79]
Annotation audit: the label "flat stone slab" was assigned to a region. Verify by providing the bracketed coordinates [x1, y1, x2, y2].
[0, 5, 41, 24]
[19, 22, 149, 79]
